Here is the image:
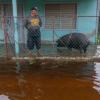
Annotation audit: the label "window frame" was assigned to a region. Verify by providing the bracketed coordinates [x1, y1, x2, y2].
[44, 3, 77, 29]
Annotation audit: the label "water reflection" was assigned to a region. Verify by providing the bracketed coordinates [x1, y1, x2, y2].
[0, 62, 100, 99]
[93, 63, 100, 94]
[93, 45, 100, 94]
[0, 95, 10, 100]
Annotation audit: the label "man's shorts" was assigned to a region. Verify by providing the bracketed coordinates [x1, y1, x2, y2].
[27, 30, 41, 50]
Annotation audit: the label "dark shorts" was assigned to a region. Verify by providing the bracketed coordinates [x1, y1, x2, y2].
[27, 30, 41, 50]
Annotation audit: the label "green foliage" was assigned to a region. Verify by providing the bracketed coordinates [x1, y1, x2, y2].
[96, 34, 100, 44]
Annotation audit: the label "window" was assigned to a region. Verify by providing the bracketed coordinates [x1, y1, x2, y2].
[45, 4, 77, 29]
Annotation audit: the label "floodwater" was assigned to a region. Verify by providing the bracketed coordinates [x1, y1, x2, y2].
[0, 61, 100, 100]
[0, 46, 100, 100]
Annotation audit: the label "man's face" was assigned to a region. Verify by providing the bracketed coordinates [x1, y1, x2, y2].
[31, 10, 38, 16]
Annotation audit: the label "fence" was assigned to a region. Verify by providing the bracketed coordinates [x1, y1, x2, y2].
[0, 16, 99, 58]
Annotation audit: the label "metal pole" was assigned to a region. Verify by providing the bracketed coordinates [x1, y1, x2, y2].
[96, 0, 99, 43]
[52, 16, 55, 48]
[3, 17, 9, 58]
[12, 0, 19, 57]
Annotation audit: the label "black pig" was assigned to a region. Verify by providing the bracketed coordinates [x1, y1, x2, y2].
[56, 33, 90, 53]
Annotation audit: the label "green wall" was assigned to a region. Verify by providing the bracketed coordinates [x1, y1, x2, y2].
[23, 0, 98, 42]
[0, 0, 98, 43]
[0, 0, 24, 43]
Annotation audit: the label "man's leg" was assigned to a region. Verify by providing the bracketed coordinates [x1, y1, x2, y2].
[27, 34, 34, 57]
[35, 35, 41, 56]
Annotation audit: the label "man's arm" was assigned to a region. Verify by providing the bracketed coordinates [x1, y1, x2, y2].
[39, 16, 42, 27]
[24, 18, 30, 29]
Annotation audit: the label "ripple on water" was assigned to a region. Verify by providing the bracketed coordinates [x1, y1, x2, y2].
[93, 63, 100, 94]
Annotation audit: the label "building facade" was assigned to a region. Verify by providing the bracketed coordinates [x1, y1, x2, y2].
[0, 0, 99, 44]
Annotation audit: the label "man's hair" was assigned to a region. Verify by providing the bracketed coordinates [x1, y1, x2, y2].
[31, 7, 38, 11]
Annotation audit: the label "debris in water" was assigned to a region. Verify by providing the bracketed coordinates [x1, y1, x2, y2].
[0, 95, 10, 100]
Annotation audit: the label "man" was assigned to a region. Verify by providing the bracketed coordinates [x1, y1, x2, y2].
[24, 7, 42, 56]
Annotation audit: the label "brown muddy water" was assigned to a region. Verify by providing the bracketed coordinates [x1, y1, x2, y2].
[0, 61, 100, 100]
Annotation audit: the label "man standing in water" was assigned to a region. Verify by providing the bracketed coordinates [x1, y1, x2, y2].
[24, 7, 42, 56]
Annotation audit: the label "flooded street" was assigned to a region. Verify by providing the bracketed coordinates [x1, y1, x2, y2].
[0, 62, 100, 100]
[0, 0, 99, 99]
[0, 45, 100, 100]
